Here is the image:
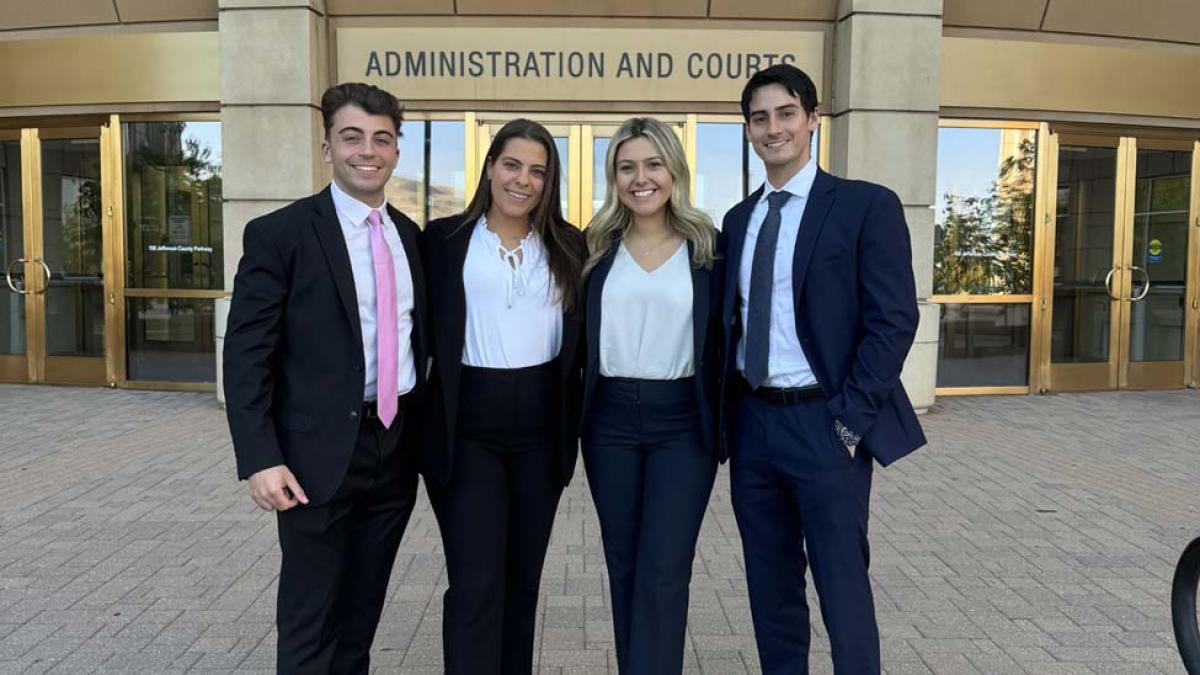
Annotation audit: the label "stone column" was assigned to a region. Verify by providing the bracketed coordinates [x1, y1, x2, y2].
[215, 0, 330, 403]
[827, 0, 941, 412]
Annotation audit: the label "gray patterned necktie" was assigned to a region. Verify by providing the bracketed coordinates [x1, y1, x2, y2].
[743, 190, 792, 390]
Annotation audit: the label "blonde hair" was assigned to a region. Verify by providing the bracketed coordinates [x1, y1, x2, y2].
[584, 117, 716, 276]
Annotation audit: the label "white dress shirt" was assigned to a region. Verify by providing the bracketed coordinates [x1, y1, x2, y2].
[462, 216, 563, 368]
[736, 157, 819, 388]
[600, 242, 694, 380]
[329, 180, 416, 400]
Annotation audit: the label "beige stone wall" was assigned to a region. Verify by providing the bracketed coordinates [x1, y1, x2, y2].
[829, 0, 942, 411]
[211, 3, 942, 407]
[216, 0, 331, 402]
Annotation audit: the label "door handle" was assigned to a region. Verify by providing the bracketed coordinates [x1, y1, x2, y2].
[1103, 266, 1121, 301]
[5, 258, 30, 295]
[1129, 265, 1151, 302]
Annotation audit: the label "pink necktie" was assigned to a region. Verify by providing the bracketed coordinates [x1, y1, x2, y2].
[367, 209, 398, 429]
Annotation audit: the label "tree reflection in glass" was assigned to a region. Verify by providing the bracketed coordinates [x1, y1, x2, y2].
[124, 121, 223, 290]
[934, 128, 1037, 295]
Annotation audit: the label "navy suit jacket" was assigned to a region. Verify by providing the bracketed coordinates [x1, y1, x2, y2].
[223, 187, 429, 505]
[421, 214, 587, 488]
[719, 169, 926, 466]
[581, 238, 727, 462]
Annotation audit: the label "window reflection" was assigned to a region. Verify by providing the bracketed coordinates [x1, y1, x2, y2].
[126, 297, 216, 382]
[934, 127, 1036, 295]
[592, 136, 610, 218]
[1129, 149, 1191, 363]
[937, 303, 1031, 387]
[43, 139, 104, 358]
[555, 136, 570, 221]
[124, 122, 223, 291]
[695, 123, 742, 227]
[389, 120, 466, 227]
[0, 141, 24, 356]
[1051, 145, 1116, 364]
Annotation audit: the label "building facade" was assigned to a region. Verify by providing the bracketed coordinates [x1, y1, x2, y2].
[1, 0, 1198, 407]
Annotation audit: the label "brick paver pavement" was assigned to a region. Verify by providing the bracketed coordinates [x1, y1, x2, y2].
[0, 384, 1197, 674]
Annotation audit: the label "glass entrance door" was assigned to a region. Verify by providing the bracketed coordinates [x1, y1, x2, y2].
[1041, 132, 1199, 391]
[1122, 142, 1196, 388]
[0, 131, 28, 381]
[0, 126, 114, 386]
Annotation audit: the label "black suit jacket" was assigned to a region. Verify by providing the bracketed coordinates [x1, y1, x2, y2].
[223, 186, 428, 505]
[422, 214, 586, 488]
[581, 238, 726, 461]
[719, 169, 926, 466]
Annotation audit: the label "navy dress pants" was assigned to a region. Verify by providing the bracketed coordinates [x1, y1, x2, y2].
[583, 377, 717, 675]
[729, 387, 878, 675]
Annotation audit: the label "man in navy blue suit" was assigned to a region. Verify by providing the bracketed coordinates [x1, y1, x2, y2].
[720, 64, 927, 675]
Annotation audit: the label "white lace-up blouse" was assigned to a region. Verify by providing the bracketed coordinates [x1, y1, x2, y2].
[461, 216, 563, 368]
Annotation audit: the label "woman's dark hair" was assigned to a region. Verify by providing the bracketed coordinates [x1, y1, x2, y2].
[740, 64, 819, 121]
[320, 82, 404, 136]
[463, 118, 582, 311]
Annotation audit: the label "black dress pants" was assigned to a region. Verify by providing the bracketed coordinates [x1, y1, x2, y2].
[582, 377, 717, 675]
[428, 360, 564, 675]
[274, 395, 419, 675]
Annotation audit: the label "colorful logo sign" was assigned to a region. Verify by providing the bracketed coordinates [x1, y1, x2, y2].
[1148, 238, 1164, 263]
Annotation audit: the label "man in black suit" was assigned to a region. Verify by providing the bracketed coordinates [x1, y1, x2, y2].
[223, 82, 427, 674]
[720, 65, 927, 674]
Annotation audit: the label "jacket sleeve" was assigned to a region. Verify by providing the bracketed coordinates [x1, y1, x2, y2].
[826, 187, 919, 438]
[223, 218, 288, 480]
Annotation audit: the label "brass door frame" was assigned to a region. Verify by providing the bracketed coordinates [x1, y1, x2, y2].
[106, 116, 126, 388]
[1191, 142, 1200, 388]
[1039, 132, 1125, 392]
[1119, 137, 1195, 390]
[111, 114, 224, 391]
[1038, 131, 1200, 391]
[0, 129, 30, 382]
[10, 125, 115, 386]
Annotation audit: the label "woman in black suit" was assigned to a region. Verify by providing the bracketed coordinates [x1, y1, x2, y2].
[580, 116, 724, 675]
[423, 118, 585, 675]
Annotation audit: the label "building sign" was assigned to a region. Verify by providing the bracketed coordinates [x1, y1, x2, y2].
[337, 28, 824, 102]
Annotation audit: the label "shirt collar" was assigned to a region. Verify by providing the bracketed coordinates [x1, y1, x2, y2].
[757, 156, 818, 206]
[329, 180, 387, 229]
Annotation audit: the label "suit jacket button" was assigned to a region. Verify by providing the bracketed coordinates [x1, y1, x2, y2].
[349, 411, 359, 421]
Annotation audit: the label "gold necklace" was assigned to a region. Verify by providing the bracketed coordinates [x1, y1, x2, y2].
[625, 232, 676, 257]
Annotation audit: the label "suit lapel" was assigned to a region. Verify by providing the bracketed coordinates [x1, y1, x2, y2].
[445, 216, 473, 371]
[388, 205, 427, 386]
[790, 169, 837, 297]
[311, 187, 364, 352]
[723, 187, 761, 327]
[689, 240, 708, 361]
[586, 242, 618, 373]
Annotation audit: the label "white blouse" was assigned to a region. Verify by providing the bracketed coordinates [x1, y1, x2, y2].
[461, 216, 563, 368]
[600, 242, 694, 380]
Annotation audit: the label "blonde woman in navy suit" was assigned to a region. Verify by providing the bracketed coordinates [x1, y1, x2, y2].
[581, 116, 723, 675]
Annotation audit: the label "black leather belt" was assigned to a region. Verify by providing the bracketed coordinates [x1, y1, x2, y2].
[739, 375, 824, 405]
[363, 392, 412, 420]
